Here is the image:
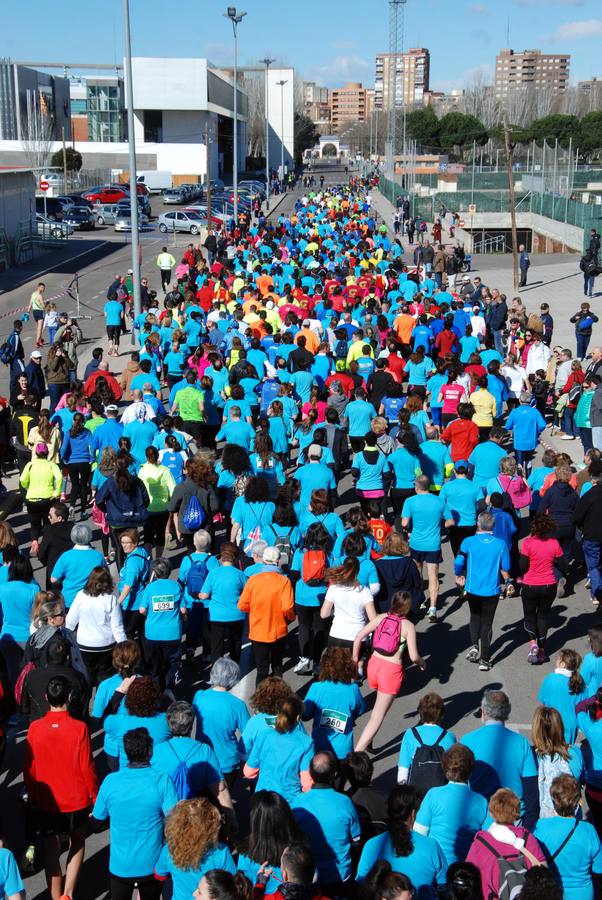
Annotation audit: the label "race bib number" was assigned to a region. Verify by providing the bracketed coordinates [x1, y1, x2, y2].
[264, 715, 277, 729]
[152, 595, 175, 612]
[319, 709, 348, 734]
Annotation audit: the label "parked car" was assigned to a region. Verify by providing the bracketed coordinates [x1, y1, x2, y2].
[62, 206, 97, 230]
[114, 209, 151, 232]
[35, 214, 73, 239]
[82, 185, 128, 204]
[57, 194, 94, 209]
[239, 181, 266, 199]
[93, 203, 119, 226]
[116, 198, 151, 217]
[158, 210, 208, 234]
[162, 188, 186, 205]
[35, 196, 72, 221]
[181, 207, 228, 227]
[137, 171, 172, 193]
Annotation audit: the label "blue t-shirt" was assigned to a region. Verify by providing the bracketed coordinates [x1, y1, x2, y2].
[468, 441, 507, 489]
[402, 494, 452, 552]
[200, 565, 247, 622]
[357, 831, 447, 896]
[104, 711, 171, 767]
[0, 849, 23, 900]
[216, 420, 255, 450]
[156, 843, 235, 900]
[51, 547, 105, 607]
[440, 478, 482, 526]
[505, 405, 546, 452]
[533, 817, 602, 900]
[581, 651, 602, 698]
[192, 687, 250, 773]
[454, 533, 510, 597]
[290, 548, 329, 608]
[538, 671, 584, 745]
[139, 578, 188, 641]
[461, 723, 537, 802]
[303, 680, 365, 758]
[118, 549, 150, 611]
[151, 735, 222, 792]
[237, 856, 283, 895]
[0, 579, 40, 642]
[352, 451, 390, 491]
[123, 419, 159, 466]
[247, 726, 314, 804]
[104, 300, 124, 327]
[406, 358, 434, 386]
[294, 463, 336, 507]
[92, 765, 178, 877]
[292, 787, 361, 882]
[389, 447, 421, 489]
[415, 782, 488, 867]
[398, 724, 456, 773]
[345, 399, 375, 437]
[426, 373, 447, 410]
[164, 351, 186, 376]
[419, 441, 452, 488]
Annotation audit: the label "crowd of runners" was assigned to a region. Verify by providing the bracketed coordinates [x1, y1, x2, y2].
[0, 173, 601, 900]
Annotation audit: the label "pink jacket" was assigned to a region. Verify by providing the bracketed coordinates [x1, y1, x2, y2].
[466, 825, 546, 900]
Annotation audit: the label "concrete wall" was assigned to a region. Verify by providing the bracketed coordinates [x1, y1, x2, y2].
[455, 210, 583, 253]
[266, 68, 295, 171]
[0, 170, 35, 240]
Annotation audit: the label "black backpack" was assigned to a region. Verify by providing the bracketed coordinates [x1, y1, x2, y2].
[407, 727, 447, 791]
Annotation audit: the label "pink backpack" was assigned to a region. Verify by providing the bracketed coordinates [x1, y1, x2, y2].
[497, 473, 532, 510]
[372, 614, 404, 656]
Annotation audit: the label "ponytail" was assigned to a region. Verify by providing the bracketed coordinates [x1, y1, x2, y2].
[275, 695, 303, 734]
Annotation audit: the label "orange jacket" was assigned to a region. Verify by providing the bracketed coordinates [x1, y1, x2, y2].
[238, 571, 295, 642]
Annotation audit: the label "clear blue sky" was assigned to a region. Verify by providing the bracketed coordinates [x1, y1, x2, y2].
[3, 0, 601, 90]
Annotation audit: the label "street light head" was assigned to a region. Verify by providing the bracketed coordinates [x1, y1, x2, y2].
[226, 6, 236, 16]
[260, 57, 276, 67]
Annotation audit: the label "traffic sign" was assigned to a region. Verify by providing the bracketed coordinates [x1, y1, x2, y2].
[458, 219, 465, 227]
[468, 203, 477, 214]
[39, 180, 49, 192]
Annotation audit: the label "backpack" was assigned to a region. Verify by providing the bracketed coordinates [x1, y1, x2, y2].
[568, 380, 583, 404]
[185, 554, 209, 598]
[233, 473, 250, 498]
[268, 525, 294, 570]
[182, 494, 206, 531]
[169, 744, 194, 800]
[372, 614, 403, 656]
[538, 753, 571, 818]
[302, 549, 327, 586]
[475, 834, 543, 900]
[335, 338, 349, 360]
[0, 338, 14, 366]
[407, 727, 448, 791]
[497, 474, 532, 510]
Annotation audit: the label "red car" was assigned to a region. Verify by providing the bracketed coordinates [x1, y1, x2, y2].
[82, 185, 128, 204]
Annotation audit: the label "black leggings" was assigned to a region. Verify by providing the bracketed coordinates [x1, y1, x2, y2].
[449, 525, 476, 559]
[466, 594, 499, 663]
[26, 498, 55, 541]
[521, 583, 556, 646]
[110, 873, 162, 900]
[68, 462, 90, 515]
[296, 604, 327, 664]
[390, 487, 415, 520]
[210, 620, 243, 663]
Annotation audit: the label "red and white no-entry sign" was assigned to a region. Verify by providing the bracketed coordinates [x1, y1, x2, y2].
[39, 180, 49, 191]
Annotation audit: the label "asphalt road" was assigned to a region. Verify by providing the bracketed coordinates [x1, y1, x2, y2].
[0, 162, 596, 899]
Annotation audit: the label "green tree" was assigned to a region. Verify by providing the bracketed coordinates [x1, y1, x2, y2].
[531, 114, 582, 148]
[579, 111, 602, 158]
[438, 112, 488, 154]
[405, 106, 440, 150]
[294, 113, 318, 164]
[50, 147, 83, 172]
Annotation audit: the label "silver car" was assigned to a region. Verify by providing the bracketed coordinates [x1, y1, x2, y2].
[158, 210, 205, 235]
[114, 210, 151, 232]
[162, 189, 186, 204]
[35, 214, 73, 238]
[93, 203, 119, 226]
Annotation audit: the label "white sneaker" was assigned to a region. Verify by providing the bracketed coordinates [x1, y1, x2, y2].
[561, 435, 576, 441]
[293, 657, 311, 674]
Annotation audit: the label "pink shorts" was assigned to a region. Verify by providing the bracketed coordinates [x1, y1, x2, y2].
[367, 655, 404, 696]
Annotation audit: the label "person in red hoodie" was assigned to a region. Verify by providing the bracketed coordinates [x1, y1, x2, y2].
[83, 362, 123, 402]
[253, 843, 331, 900]
[24, 675, 98, 900]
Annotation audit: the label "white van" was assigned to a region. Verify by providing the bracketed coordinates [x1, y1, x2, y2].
[137, 171, 172, 194]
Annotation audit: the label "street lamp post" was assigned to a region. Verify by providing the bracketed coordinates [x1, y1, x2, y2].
[260, 57, 276, 209]
[276, 79, 287, 188]
[124, 0, 141, 320]
[224, 6, 246, 229]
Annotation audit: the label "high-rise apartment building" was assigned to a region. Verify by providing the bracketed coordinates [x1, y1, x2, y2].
[303, 81, 331, 132]
[374, 49, 430, 110]
[495, 49, 570, 98]
[330, 82, 371, 131]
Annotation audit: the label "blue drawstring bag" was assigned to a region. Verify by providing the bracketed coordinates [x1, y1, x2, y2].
[181, 495, 206, 531]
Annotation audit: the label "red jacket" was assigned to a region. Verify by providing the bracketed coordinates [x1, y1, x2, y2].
[83, 370, 123, 401]
[24, 710, 98, 813]
[441, 418, 480, 462]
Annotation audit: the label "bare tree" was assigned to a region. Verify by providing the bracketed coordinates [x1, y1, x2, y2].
[501, 88, 535, 128]
[533, 85, 556, 119]
[462, 73, 500, 129]
[243, 72, 266, 159]
[20, 107, 55, 171]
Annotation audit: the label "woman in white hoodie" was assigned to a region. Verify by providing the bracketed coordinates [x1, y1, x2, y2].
[66, 565, 126, 686]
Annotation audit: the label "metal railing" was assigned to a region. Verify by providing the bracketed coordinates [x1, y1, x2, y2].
[473, 234, 506, 254]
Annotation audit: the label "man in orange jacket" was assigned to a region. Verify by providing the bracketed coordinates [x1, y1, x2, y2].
[238, 546, 295, 685]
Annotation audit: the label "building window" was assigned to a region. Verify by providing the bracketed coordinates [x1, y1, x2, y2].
[144, 110, 163, 143]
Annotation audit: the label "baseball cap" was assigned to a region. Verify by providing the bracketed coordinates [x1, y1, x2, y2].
[455, 459, 470, 470]
[30, 350, 42, 359]
[462, 275, 470, 282]
[263, 547, 281, 565]
[105, 404, 118, 413]
[35, 442, 48, 455]
[307, 443, 323, 460]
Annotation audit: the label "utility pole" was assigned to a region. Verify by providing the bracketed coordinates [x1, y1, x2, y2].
[124, 0, 141, 319]
[61, 126, 68, 192]
[259, 57, 275, 208]
[225, 6, 247, 229]
[205, 121, 212, 226]
[503, 117, 519, 291]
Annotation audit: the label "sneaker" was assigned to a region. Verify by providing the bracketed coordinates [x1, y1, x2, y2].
[561, 435, 576, 441]
[527, 641, 539, 665]
[557, 577, 566, 598]
[593, 596, 600, 608]
[428, 608, 438, 623]
[586, 577, 592, 590]
[21, 844, 36, 874]
[537, 647, 548, 664]
[479, 659, 492, 671]
[293, 657, 312, 675]
[466, 646, 480, 663]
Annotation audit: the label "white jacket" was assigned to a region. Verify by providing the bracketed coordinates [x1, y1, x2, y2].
[526, 342, 551, 376]
[66, 590, 127, 651]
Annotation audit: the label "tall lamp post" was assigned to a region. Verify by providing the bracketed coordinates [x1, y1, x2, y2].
[276, 79, 287, 187]
[224, 6, 246, 228]
[259, 57, 275, 208]
[124, 0, 141, 319]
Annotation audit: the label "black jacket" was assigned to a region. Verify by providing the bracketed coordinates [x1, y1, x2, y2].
[375, 555, 423, 609]
[539, 482, 578, 533]
[24, 362, 46, 402]
[367, 370, 396, 409]
[37, 522, 73, 584]
[489, 301, 508, 332]
[573, 483, 602, 541]
[21, 663, 89, 721]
